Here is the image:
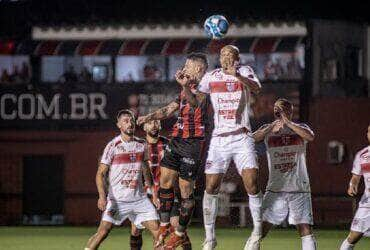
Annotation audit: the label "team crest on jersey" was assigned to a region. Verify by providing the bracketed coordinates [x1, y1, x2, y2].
[226, 82, 235, 92]
[129, 153, 136, 162]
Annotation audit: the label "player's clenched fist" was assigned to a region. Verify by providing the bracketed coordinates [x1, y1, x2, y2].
[97, 197, 107, 211]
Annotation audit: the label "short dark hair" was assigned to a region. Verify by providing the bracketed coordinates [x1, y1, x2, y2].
[116, 109, 135, 122]
[186, 52, 208, 69]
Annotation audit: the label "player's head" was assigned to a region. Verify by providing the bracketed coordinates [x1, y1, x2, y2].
[116, 109, 135, 136]
[144, 120, 161, 138]
[220, 45, 240, 70]
[367, 124, 370, 143]
[274, 98, 293, 120]
[183, 52, 208, 82]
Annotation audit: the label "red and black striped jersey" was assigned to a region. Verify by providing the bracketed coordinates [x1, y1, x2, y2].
[147, 136, 169, 186]
[172, 83, 208, 139]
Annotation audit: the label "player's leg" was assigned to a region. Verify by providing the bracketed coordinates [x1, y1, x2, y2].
[202, 173, 224, 249]
[132, 198, 161, 248]
[159, 139, 180, 240]
[202, 137, 230, 249]
[169, 198, 192, 250]
[288, 193, 316, 250]
[340, 231, 363, 250]
[341, 207, 369, 249]
[234, 134, 263, 238]
[296, 224, 316, 250]
[245, 191, 287, 250]
[130, 223, 143, 250]
[85, 220, 113, 250]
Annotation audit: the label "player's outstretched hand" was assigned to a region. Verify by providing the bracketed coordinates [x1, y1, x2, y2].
[98, 197, 107, 211]
[347, 183, 358, 197]
[137, 115, 149, 126]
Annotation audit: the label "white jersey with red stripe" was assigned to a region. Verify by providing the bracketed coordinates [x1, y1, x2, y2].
[264, 124, 313, 193]
[198, 66, 261, 136]
[100, 135, 147, 202]
[352, 146, 370, 208]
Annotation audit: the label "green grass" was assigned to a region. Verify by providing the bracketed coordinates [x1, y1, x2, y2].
[0, 226, 369, 249]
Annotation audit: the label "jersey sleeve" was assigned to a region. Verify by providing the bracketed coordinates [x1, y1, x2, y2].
[197, 72, 211, 94]
[352, 152, 362, 175]
[100, 141, 114, 166]
[239, 66, 261, 87]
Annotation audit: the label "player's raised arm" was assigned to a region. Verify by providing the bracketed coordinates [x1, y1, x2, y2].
[278, 106, 314, 141]
[96, 163, 109, 211]
[137, 101, 179, 126]
[252, 121, 279, 142]
[234, 65, 261, 94]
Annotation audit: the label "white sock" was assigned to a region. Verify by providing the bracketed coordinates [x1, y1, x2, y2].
[203, 191, 218, 242]
[301, 234, 317, 250]
[340, 238, 354, 250]
[248, 192, 262, 236]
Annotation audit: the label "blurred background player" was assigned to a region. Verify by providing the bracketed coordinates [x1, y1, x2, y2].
[340, 124, 370, 250]
[130, 120, 192, 249]
[197, 45, 262, 250]
[85, 110, 160, 250]
[252, 98, 317, 250]
[137, 53, 208, 249]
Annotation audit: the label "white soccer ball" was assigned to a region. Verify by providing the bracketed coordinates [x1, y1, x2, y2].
[204, 15, 229, 39]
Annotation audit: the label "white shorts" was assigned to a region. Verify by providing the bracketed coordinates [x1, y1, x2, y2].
[262, 191, 314, 225]
[351, 207, 370, 236]
[204, 133, 258, 175]
[102, 197, 158, 229]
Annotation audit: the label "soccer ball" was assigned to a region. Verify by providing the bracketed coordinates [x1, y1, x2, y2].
[204, 15, 229, 39]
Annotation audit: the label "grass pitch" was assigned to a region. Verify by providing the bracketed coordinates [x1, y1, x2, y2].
[0, 226, 369, 249]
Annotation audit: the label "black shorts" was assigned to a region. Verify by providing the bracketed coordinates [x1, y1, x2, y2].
[161, 137, 203, 181]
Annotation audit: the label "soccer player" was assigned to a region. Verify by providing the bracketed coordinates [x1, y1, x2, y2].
[137, 53, 208, 249]
[340, 124, 370, 250]
[252, 98, 317, 250]
[197, 45, 262, 250]
[130, 120, 192, 249]
[85, 110, 160, 250]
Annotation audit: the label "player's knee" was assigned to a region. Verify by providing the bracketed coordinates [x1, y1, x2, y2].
[297, 224, 312, 237]
[245, 183, 258, 195]
[205, 183, 220, 195]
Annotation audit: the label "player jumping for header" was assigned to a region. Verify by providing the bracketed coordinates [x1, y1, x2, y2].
[252, 98, 317, 250]
[197, 45, 262, 250]
[340, 124, 370, 250]
[85, 110, 160, 250]
[137, 53, 208, 249]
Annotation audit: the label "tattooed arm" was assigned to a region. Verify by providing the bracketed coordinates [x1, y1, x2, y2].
[137, 101, 179, 125]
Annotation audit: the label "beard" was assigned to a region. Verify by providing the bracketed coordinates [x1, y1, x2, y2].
[122, 128, 134, 136]
[148, 130, 159, 138]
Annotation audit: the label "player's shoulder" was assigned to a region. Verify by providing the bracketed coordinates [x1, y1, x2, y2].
[356, 146, 370, 159]
[108, 135, 122, 147]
